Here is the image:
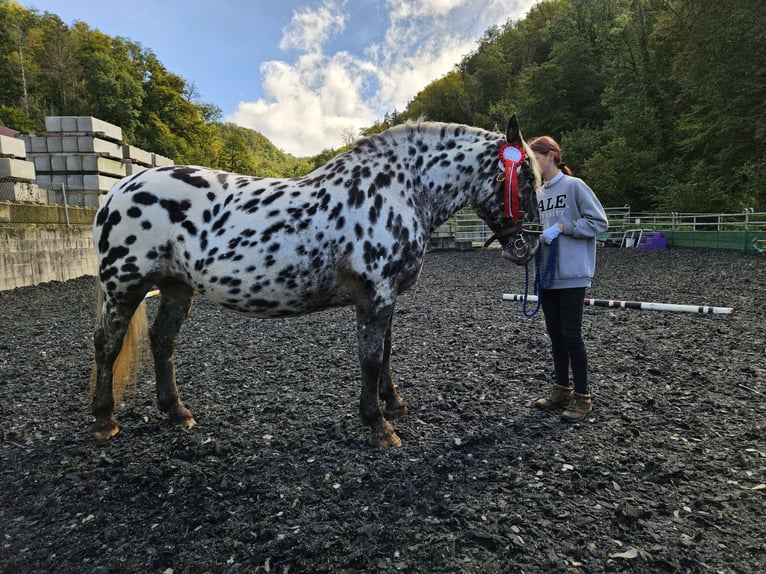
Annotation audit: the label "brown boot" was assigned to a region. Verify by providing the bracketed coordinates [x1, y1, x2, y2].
[561, 392, 592, 422]
[533, 385, 573, 410]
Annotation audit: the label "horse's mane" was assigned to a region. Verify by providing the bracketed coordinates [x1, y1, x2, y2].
[345, 120, 540, 189]
[351, 120, 501, 154]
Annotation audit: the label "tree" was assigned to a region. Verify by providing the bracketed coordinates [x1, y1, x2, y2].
[658, 0, 766, 210]
[0, 1, 38, 116]
[404, 71, 472, 124]
[73, 25, 143, 138]
[37, 12, 82, 114]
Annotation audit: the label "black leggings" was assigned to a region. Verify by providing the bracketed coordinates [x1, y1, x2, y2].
[540, 287, 589, 394]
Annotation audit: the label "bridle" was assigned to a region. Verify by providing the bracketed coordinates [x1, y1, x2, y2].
[474, 164, 542, 260]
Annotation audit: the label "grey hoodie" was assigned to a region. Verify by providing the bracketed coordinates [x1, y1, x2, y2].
[538, 172, 608, 289]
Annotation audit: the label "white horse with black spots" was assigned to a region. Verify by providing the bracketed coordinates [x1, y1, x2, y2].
[90, 115, 541, 447]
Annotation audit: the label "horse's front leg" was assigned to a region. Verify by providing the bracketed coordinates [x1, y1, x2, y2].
[379, 318, 408, 421]
[356, 303, 401, 448]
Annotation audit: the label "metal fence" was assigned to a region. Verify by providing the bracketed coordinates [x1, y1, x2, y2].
[0, 177, 97, 226]
[440, 206, 766, 252]
[629, 209, 766, 232]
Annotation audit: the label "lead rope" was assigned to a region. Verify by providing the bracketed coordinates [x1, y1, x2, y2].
[522, 237, 558, 317]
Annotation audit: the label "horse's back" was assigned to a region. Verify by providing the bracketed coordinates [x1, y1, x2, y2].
[92, 165, 427, 317]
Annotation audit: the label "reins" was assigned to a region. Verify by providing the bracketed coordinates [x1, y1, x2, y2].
[473, 151, 555, 318]
[521, 237, 558, 317]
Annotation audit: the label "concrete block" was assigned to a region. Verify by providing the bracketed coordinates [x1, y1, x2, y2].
[35, 174, 52, 188]
[124, 162, 148, 176]
[28, 136, 49, 153]
[123, 144, 153, 166]
[62, 136, 79, 153]
[37, 174, 68, 190]
[60, 116, 79, 132]
[18, 134, 31, 151]
[66, 155, 83, 172]
[152, 152, 174, 166]
[65, 174, 84, 189]
[77, 136, 122, 159]
[58, 189, 101, 208]
[46, 136, 63, 153]
[83, 174, 120, 191]
[0, 181, 43, 202]
[81, 190, 101, 208]
[52, 155, 68, 172]
[45, 117, 62, 132]
[77, 116, 122, 141]
[82, 155, 126, 177]
[0, 135, 27, 159]
[0, 157, 36, 180]
[33, 156, 52, 172]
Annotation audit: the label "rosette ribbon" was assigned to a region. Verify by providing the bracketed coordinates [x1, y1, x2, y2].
[498, 143, 526, 219]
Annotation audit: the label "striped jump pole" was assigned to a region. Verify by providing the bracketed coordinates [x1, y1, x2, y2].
[502, 294, 732, 315]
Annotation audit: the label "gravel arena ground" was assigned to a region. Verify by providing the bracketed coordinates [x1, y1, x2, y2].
[0, 247, 764, 574]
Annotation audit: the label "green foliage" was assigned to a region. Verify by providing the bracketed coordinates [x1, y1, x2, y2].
[403, 71, 473, 124]
[0, 0, 763, 211]
[0, 1, 305, 177]
[0, 103, 36, 131]
[395, 0, 765, 212]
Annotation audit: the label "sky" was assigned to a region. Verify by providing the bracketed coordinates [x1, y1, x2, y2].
[22, 0, 538, 156]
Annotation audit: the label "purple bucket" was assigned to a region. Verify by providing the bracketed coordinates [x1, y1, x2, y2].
[638, 232, 667, 249]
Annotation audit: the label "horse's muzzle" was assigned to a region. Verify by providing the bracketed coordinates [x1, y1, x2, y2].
[502, 234, 536, 265]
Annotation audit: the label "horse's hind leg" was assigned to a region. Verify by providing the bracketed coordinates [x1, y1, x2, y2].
[92, 298, 143, 440]
[150, 281, 196, 429]
[379, 318, 408, 420]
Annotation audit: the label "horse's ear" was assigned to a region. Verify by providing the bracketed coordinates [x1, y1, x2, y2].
[505, 114, 523, 144]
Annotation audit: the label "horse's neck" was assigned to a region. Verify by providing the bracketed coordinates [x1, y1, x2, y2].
[411, 162, 488, 233]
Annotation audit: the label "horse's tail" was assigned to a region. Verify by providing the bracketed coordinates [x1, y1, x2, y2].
[89, 282, 150, 406]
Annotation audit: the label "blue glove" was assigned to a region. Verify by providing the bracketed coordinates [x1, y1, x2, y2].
[542, 224, 561, 244]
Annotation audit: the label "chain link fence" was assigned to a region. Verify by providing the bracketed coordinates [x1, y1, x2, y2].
[0, 176, 97, 225]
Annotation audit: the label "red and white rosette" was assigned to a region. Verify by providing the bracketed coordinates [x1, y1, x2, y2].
[498, 143, 526, 219]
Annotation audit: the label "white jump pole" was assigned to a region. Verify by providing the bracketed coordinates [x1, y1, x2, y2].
[502, 294, 732, 315]
[144, 289, 160, 299]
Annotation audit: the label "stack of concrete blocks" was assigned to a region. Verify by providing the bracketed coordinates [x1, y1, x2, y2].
[0, 134, 43, 202]
[21, 116, 174, 208]
[22, 116, 125, 207]
[123, 144, 153, 176]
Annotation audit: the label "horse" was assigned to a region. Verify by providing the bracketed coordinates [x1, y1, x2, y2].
[90, 115, 542, 448]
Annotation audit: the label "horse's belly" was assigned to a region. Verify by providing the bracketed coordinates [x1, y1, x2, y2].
[194, 268, 351, 318]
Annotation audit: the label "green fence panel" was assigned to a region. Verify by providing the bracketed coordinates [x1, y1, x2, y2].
[667, 231, 766, 252]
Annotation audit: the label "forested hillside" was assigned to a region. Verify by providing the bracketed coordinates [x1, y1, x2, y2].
[1, 0, 764, 212]
[0, 0, 312, 178]
[390, 0, 766, 212]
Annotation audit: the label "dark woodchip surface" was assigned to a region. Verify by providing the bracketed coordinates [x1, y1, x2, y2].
[1, 247, 764, 573]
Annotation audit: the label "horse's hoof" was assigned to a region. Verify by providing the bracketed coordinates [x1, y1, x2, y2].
[91, 417, 119, 441]
[168, 404, 196, 429]
[179, 417, 197, 429]
[368, 430, 402, 448]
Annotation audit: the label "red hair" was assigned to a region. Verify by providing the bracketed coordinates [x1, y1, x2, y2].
[529, 136, 572, 175]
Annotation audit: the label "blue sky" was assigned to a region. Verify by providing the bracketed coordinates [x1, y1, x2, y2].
[22, 0, 538, 156]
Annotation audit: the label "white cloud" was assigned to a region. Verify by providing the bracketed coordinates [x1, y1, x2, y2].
[279, 1, 346, 53]
[227, 0, 534, 156]
[228, 51, 376, 156]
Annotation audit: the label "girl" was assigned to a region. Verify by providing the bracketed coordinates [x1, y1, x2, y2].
[529, 136, 608, 422]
